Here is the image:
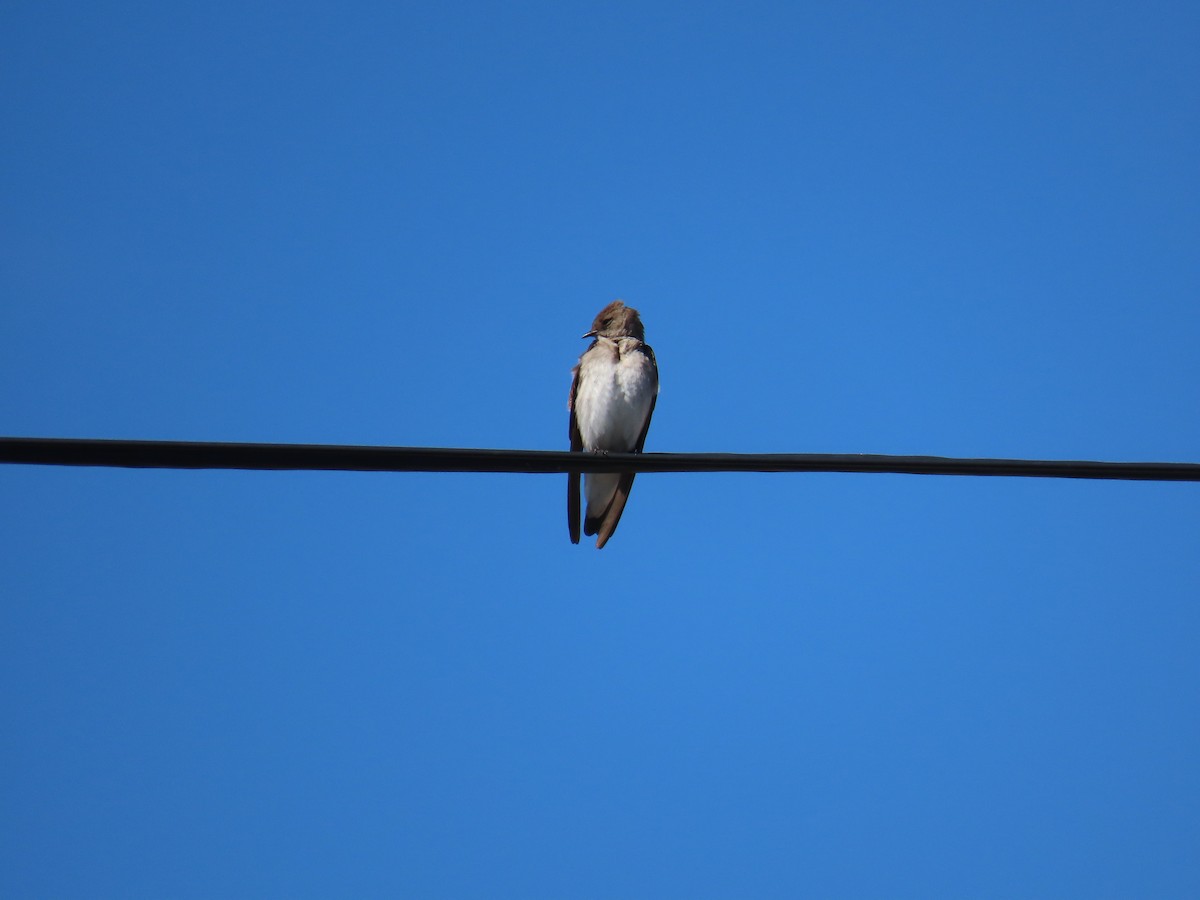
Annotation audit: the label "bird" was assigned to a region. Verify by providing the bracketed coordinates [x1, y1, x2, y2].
[567, 300, 659, 548]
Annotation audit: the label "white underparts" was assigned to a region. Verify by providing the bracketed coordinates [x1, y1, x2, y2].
[573, 337, 658, 520]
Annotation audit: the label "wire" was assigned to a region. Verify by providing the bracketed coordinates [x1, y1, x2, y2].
[1, 436, 1197, 482]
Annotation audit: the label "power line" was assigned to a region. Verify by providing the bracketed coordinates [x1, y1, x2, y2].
[2, 436, 1198, 482]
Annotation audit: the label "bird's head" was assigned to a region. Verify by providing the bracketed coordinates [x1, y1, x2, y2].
[584, 300, 645, 341]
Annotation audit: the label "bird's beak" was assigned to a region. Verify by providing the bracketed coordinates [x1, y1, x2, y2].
[582, 330, 597, 339]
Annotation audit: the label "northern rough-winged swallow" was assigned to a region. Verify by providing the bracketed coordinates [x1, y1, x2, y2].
[568, 300, 659, 548]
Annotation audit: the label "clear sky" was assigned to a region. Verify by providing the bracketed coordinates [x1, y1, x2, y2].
[3, 2, 1199, 897]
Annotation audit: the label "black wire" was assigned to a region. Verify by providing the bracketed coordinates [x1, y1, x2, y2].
[1, 436, 1197, 481]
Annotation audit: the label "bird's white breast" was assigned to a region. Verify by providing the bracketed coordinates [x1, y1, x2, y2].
[574, 338, 657, 452]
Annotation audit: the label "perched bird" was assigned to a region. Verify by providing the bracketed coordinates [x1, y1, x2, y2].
[567, 300, 659, 548]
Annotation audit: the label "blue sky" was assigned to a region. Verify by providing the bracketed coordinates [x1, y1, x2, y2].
[2, 1, 1198, 896]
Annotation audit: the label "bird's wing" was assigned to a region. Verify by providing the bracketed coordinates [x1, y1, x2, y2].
[567, 362, 583, 544]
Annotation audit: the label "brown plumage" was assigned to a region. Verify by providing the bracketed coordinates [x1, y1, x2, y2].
[567, 301, 659, 548]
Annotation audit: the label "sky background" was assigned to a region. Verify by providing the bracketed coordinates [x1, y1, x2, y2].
[2, 1, 1199, 897]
